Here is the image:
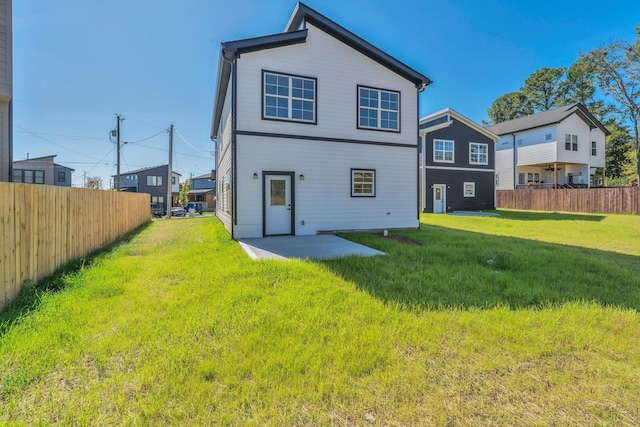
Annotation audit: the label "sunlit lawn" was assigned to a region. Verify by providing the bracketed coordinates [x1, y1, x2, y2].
[1, 212, 639, 425]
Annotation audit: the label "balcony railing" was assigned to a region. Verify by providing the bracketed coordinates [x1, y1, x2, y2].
[515, 183, 589, 190]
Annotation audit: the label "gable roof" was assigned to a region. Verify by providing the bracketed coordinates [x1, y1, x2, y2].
[420, 107, 499, 142]
[111, 165, 181, 177]
[211, 2, 432, 138]
[485, 103, 610, 136]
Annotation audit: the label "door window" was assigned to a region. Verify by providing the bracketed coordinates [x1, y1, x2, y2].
[270, 180, 286, 206]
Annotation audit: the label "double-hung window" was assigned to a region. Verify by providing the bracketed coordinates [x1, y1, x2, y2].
[147, 176, 163, 186]
[358, 86, 399, 131]
[469, 143, 488, 165]
[592, 141, 597, 156]
[351, 169, 375, 197]
[565, 134, 578, 151]
[263, 71, 316, 123]
[434, 139, 454, 163]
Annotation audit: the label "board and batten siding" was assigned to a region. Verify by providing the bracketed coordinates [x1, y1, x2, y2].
[234, 135, 418, 238]
[234, 22, 418, 146]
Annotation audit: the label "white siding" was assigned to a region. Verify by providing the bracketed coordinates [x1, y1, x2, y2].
[517, 141, 556, 166]
[495, 149, 514, 190]
[235, 22, 417, 146]
[234, 135, 418, 238]
[557, 115, 605, 168]
[215, 82, 234, 234]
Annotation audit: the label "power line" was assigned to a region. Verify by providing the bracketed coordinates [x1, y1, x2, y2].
[126, 128, 168, 144]
[15, 124, 104, 161]
[174, 127, 210, 152]
[14, 130, 110, 142]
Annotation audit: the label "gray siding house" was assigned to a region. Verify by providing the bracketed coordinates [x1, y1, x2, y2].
[188, 171, 216, 211]
[113, 165, 181, 213]
[13, 155, 74, 187]
[420, 108, 499, 213]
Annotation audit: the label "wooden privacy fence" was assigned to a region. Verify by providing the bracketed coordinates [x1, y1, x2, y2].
[497, 187, 640, 215]
[1, 183, 150, 310]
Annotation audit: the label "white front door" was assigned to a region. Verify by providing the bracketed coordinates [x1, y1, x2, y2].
[433, 184, 446, 213]
[265, 174, 292, 236]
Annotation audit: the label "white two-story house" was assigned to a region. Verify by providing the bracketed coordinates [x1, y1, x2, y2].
[487, 103, 608, 190]
[211, 2, 431, 239]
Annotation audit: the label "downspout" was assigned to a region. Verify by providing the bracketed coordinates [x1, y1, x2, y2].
[512, 133, 517, 189]
[416, 89, 421, 225]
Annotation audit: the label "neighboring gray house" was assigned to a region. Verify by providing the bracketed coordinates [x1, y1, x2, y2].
[188, 171, 216, 211]
[112, 165, 181, 213]
[419, 108, 499, 213]
[0, 0, 12, 182]
[12, 155, 74, 186]
[211, 2, 431, 238]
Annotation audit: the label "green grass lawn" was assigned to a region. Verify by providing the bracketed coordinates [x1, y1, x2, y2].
[1, 212, 639, 425]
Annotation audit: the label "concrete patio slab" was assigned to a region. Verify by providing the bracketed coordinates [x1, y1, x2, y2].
[238, 234, 385, 261]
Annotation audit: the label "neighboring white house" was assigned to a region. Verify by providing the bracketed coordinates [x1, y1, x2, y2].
[486, 103, 608, 190]
[0, 0, 12, 182]
[211, 2, 431, 239]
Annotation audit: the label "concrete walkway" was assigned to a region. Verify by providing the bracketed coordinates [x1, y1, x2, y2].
[238, 234, 385, 260]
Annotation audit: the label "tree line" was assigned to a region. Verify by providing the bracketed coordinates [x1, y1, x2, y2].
[485, 26, 640, 186]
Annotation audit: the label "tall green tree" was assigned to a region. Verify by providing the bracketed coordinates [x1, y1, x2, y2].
[604, 119, 633, 180]
[486, 91, 532, 125]
[582, 26, 640, 181]
[521, 67, 567, 111]
[179, 179, 191, 208]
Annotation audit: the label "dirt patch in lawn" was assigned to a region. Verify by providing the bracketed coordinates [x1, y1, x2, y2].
[384, 235, 423, 246]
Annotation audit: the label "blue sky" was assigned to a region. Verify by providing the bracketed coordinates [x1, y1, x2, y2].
[13, 0, 640, 187]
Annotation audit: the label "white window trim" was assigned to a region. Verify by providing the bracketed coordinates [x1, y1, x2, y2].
[357, 86, 400, 132]
[469, 142, 489, 165]
[351, 169, 376, 197]
[463, 182, 476, 198]
[433, 139, 455, 163]
[263, 71, 316, 124]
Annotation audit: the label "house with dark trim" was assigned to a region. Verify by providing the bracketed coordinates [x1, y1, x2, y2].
[419, 108, 499, 213]
[211, 2, 431, 239]
[13, 155, 74, 187]
[486, 103, 609, 190]
[188, 171, 216, 211]
[112, 165, 180, 213]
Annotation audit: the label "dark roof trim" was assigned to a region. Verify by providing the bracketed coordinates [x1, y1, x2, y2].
[111, 165, 181, 177]
[486, 103, 609, 136]
[211, 30, 308, 137]
[223, 30, 308, 58]
[286, 3, 432, 89]
[54, 163, 75, 172]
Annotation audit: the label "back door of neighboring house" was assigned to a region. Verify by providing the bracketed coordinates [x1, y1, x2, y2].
[433, 184, 446, 213]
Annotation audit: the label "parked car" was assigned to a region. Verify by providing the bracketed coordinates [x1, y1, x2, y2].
[171, 206, 185, 216]
[150, 203, 165, 218]
[185, 202, 204, 215]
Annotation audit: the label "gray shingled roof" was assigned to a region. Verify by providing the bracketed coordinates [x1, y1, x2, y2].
[485, 103, 609, 136]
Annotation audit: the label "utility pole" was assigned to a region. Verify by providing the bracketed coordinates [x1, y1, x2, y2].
[112, 114, 124, 190]
[167, 124, 174, 219]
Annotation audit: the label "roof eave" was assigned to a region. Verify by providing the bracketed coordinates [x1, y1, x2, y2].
[286, 2, 431, 89]
[210, 30, 309, 138]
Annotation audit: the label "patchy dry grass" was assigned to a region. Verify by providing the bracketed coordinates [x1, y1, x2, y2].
[1, 213, 639, 425]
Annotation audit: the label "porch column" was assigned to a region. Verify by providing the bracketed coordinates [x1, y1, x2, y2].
[554, 162, 558, 189]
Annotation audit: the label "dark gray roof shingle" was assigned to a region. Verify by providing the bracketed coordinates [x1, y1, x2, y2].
[485, 103, 609, 136]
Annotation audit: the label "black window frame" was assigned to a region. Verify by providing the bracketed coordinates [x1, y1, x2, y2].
[262, 70, 317, 125]
[357, 85, 401, 133]
[350, 168, 376, 198]
[57, 171, 66, 182]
